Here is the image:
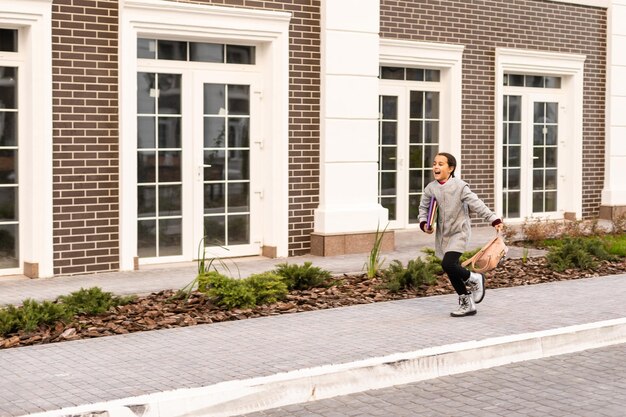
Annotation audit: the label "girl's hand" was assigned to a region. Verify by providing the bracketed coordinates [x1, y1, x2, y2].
[494, 223, 504, 232]
[425, 226, 434, 234]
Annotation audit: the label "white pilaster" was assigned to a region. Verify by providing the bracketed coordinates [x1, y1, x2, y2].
[314, 0, 388, 233]
[602, 0, 626, 207]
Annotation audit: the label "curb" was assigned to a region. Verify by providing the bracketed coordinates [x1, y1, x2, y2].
[23, 317, 626, 417]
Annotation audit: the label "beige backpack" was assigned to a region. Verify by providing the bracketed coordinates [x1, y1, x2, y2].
[462, 233, 508, 273]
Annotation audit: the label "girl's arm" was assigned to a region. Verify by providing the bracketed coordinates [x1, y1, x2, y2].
[461, 185, 499, 224]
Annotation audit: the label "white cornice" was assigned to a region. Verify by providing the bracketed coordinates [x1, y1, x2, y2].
[547, 0, 609, 8]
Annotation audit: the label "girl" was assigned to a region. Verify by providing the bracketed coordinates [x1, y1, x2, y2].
[419, 152, 503, 317]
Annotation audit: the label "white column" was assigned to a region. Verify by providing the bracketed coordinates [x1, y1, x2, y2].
[602, 0, 626, 209]
[314, 0, 388, 234]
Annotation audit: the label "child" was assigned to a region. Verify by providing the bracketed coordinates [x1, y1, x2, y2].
[418, 152, 503, 317]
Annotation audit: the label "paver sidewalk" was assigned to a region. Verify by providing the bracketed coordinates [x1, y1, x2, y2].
[0, 273, 625, 416]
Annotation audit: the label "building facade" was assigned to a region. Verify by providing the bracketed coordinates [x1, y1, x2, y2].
[0, 0, 624, 278]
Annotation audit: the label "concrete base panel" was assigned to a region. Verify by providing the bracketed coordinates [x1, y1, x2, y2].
[310, 230, 395, 256]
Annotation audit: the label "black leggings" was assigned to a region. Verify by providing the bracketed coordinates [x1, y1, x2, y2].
[441, 251, 471, 296]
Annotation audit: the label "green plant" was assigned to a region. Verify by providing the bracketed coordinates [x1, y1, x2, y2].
[180, 236, 240, 298]
[603, 234, 626, 257]
[57, 287, 133, 316]
[382, 258, 439, 293]
[363, 222, 388, 278]
[245, 272, 288, 305]
[0, 299, 70, 336]
[273, 261, 331, 290]
[522, 247, 529, 264]
[196, 271, 288, 309]
[197, 271, 256, 309]
[546, 237, 618, 272]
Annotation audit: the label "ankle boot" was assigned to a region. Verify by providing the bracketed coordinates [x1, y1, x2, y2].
[466, 272, 485, 304]
[450, 294, 477, 317]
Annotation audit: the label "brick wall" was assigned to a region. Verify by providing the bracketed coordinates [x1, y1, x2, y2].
[173, 0, 322, 256]
[52, 0, 120, 275]
[380, 0, 607, 219]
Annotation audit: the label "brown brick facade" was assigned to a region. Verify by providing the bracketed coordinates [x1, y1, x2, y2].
[52, 0, 120, 275]
[380, 0, 607, 220]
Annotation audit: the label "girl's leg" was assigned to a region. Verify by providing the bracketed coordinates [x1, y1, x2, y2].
[441, 251, 471, 296]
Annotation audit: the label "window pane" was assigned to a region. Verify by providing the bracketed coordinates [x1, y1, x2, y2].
[533, 102, 544, 123]
[137, 38, 155, 59]
[409, 146, 423, 169]
[137, 185, 156, 218]
[0, 67, 17, 109]
[228, 85, 250, 115]
[546, 103, 558, 123]
[226, 45, 255, 64]
[205, 150, 226, 181]
[545, 191, 557, 211]
[137, 73, 155, 114]
[546, 125, 558, 145]
[409, 170, 423, 193]
[228, 214, 249, 244]
[380, 172, 396, 195]
[409, 91, 423, 118]
[157, 117, 181, 148]
[381, 96, 397, 119]
[159, 185, 181, 216]
[425, 69, 440, 82]
[533, 192, 544, 212]
[409, 121, 422, 144]
[380, 66, 404, 80]
[533, 170, 544, 190]
[158, 74, 181, 114]
[381, 147, 396, 170]
[544, 77, 561, 88]
[381, 122, 397, 145]
[204, 184, 225, 213]
[424, 92, 439, 119]
[228, 183, 249, 212]
[0, 149, 16, 184]
[0, 187, 17, 221]
[508, 96, 521, 121]
[545, 169, 557, 189]
[204, 216, 225, 246]
[190, 42, 223, 63]
[159, 218, 182, 256]
[527, 75, 544, 88]
[508, 123, 521, 144]
[545, 147, 557, 167]
[228, 118, 249, 149]
[508, 74, 524, 87]
[508, 145, 521, 167]
[533, 147, 544, 168]
[533, 125, 544, 146]
[405, 68, 424, 81]
[423, 121, 439, 143]
[204, 84, 226, 115]
[137, 151, 156, 183]
[204, 117, 226, 148]
[0, 112, 17, 147]
[157, 40, 187, 61]
[508, 168, 520, 189]
[0, 29, 17, 52]
[137, 220, 156, 257]
[424, 145, 438, 168]
[138, 117, 155, 148]
[228, 149, 249, 180]
[507, 192, 520, 217]
[158, 151, 181, 182]
[408, 195, 420, 223]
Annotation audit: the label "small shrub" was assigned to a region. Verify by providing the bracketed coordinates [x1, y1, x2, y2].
[57, 287, 133, 316]
[603, 234, 626, 257]
[197, 271, 256, 309]
[273, 261, 332, 290]
[245, 272, 288, 305]
[546, 237, 617, 272]
[382, 258, 439, 293]
[0, 299, 70, 336]
[612, 213, 626, 233]
[522, 218, 562, 243]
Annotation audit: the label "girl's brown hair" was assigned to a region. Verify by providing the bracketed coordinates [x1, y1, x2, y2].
[437, 152, 457, 177]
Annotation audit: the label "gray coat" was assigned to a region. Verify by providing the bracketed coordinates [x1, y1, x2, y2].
[418, 177, 498, 258]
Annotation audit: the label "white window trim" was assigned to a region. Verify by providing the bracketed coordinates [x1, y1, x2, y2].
[379, 39, 464, 175]
[0, 0, 53, 277]
[119, 0, 291, 270]
[495, 47, 586, 221]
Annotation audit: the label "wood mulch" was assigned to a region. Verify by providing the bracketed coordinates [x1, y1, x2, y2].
[1, 256, 625, 350]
